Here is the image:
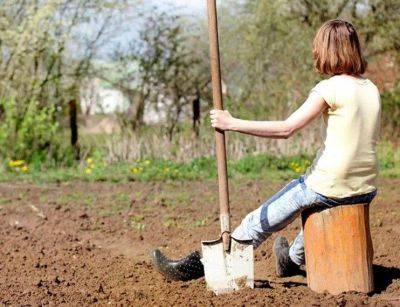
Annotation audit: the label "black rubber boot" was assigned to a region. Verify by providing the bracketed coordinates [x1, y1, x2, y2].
[152, 249, 204, 281]
[273, 236, 302, 277]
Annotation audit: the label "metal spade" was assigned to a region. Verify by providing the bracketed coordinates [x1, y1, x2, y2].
[201, 0, 254, 295]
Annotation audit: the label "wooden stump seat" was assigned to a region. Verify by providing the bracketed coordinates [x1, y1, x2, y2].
[302, 204, 374, 295]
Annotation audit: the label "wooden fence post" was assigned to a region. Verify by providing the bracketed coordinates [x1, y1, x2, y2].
[69, 99, 80, 160]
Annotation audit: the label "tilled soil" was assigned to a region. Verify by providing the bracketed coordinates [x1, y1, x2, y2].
[0, 178, 399, 306]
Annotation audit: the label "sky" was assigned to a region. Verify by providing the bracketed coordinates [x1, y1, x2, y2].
[86, 0, 214, 58]
[152, 0, 206, 14]
[147, 0, 226, 16]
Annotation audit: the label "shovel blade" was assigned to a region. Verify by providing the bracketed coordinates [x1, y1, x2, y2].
[201, 237, 254, 295]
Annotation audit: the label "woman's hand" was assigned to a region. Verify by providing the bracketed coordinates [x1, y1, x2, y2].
[210, 109, 235, 131]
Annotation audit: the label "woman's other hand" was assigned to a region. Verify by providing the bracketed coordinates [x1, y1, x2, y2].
[210, 109, 235, 131]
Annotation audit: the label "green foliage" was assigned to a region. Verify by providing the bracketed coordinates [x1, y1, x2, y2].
[0, 1, 126, 166]
[103, 7, 208, 139]
[127, 157, 218, 181]
[378, 142, 400, 178]
[0, 0, 125, 111]
[0, 99, 67, 164]
[231, 154, 311, 174]
[194, 217, 209, 228]
[130, 214, 146, 230]
[0, 0, 398, 170]
[381, 83, 400, 136]
[163, 217, 180, 228]
[2, 141, 398, 183]
[218, 0, 400, 122]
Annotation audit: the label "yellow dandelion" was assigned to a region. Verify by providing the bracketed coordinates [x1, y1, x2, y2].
[295, 167, 302, 173]
[21, 165, 29, 173]
[132, 167, 139, 174]
[85, 168, 92, 174]
[144, 160, 151, 165]
[8, 160, 25, 167]
[86, 158, 93, 165]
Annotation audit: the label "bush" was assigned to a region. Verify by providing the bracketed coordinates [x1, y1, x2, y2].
[0, 99, 72, 166]
[381, 84, 400, 138]
[378, 141, 399, 171]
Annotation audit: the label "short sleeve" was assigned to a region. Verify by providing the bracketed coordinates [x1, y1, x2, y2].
[310, 79, 336, 109]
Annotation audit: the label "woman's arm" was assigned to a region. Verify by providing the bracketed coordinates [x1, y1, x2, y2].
[210, 92, 328, 139]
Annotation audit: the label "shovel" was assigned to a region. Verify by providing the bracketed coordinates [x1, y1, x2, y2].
[201, 0, 254, 295]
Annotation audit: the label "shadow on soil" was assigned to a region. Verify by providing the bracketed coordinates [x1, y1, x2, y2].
[373, 264, 400, 294]
[255, 265, 400, 294]
[254, 280, 272, 289]
[254, 278, 307, 290]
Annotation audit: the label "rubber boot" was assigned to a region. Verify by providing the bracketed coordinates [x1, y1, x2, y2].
[273, 236, 302, 277]
[152, 249, 204, 281]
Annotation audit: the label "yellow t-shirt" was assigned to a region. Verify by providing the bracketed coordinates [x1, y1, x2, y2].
[305, 75, 381, 198]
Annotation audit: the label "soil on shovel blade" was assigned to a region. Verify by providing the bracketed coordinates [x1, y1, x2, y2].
[1, 178, 400, 306]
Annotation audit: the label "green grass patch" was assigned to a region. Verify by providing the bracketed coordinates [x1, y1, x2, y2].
[1, 146, 399, 184]
[130, 215, 146, 231]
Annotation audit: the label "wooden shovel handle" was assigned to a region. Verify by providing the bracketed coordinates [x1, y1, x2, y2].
[207, 0, 230, 251]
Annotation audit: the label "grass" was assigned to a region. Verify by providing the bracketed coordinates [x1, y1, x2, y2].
[0, 155, 310, 183]
[194, 217, 209, 228]
[130, 215, 146, 231]
[1, 143, 399, 184]
[0, 198, 12, 206]
[163, 217, 180, 228]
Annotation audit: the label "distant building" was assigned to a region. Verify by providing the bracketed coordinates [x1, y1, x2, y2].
[80, 77, 171, 124]
[80, 78, 128, 115]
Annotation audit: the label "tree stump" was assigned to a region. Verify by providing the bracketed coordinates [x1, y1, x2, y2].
[302, 204, 374, 295]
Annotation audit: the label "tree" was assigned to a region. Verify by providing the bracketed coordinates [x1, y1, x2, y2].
[213, 0, 399, 121]
[101, 8, 209, 139]
[0, 0, 126, 161]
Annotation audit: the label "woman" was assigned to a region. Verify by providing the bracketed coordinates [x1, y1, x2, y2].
[152, 19, 381, 281]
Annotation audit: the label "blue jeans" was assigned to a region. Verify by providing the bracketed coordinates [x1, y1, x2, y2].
[232, 176, 377, 265]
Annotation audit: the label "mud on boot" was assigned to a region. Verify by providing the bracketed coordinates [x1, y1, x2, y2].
[152, 249, 204, 281]
[273, 236, 302, 277]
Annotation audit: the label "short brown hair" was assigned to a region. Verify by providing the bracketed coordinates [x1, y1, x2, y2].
[313, 19, 367, 76]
